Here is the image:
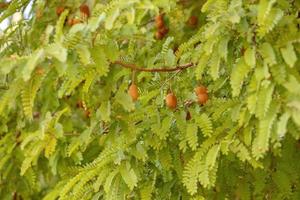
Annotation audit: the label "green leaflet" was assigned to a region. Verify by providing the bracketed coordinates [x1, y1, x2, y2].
[182, 152, 201, 195]
[0, 56, 27, 75]
[115, 90, 135, 111]
[191, 195, 205, 200]
[22, 49, 45, 81]
[93, 168, 110, 192]
[209, 50, 221, 81]
[292, 109, 300, 128]
[186, 123, 198, 150]
[45, 43, 67, 63]
[105, 8, 120, 30]
[140, 184, 153, 200]
[230, 57, 252, 97]
[76, 44, 92, 66]
[195, 113, 213, 137]
[88, 12, 106, 32]
[244, 47, 256, 68]
[82, 68, 97, 97]
[276, 112, 291, 138]
[260, 42, 276, 66]
[205, 144, 220, 169]
[120, 162, 138, 190]
[270, 64, 287, 84]
[21, 75, 44, 121]
[54, 9, 69, 43]
[195, 54, 209, 80]
[44, 135, 57, 158]
[21, 142, 44, 175]
[183, 136, 220, 193]
[258, 8, 283, 37]
[255, 82, 275, 119]
[198, 161, 210, 187]
[260, 43, 276, 65]
[91, 46, 109, 76]
[161, 37, 174, 56]
[159, 148, 173, 169]
[104, 169, 119, 193]
[152, 115, 173, 140]
[97, 101, 111, 122]
[280, 43, 297, 68]
[257, 0, 276, 24]
[252, 102, 279, 159]
[201, 0, 215, 12]
[105, 40, 120, 61]
[0, 79, 23, 114]
[283, 75, 300, 95]
[218, 36, 229, 62]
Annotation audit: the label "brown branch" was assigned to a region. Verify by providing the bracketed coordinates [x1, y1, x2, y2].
[113, 60, 195, 72]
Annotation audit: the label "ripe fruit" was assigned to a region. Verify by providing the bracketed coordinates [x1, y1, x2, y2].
[166, 93, 177, 109]
[195, 85, 207, 95]
[187, 16, 198, 27]
[197, 93, 208, 105]
[80, 4, 90, 17]
[128, 84, 139, 101]
[155, 15, 164, 29]
[56, 6, 65, 16]
[155, 31, 164, 40]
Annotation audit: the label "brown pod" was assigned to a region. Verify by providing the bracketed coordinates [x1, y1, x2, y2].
[155, 15, 164, 29]
[155, 31, 164, 40]
[159, 26, 169, 35]
[80, 4, 90, 17]
[128, 84, 139, 101]
[197, 93, 208, 105]
[56, 6, 65, 16]
[187, 16, 198, 27]
[166, 93, 177, 109]
[195, 85, 207, 95]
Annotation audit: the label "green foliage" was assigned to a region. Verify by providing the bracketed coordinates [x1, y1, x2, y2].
[0, 0, 299, 199]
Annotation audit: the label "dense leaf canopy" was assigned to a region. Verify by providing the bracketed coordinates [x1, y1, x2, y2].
[0, 0, 299, 199]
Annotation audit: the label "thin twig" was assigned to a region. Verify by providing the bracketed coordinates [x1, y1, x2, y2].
[112, 60, 195, 72]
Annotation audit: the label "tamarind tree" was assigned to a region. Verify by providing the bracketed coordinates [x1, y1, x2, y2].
[0, 0, 299, 199]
